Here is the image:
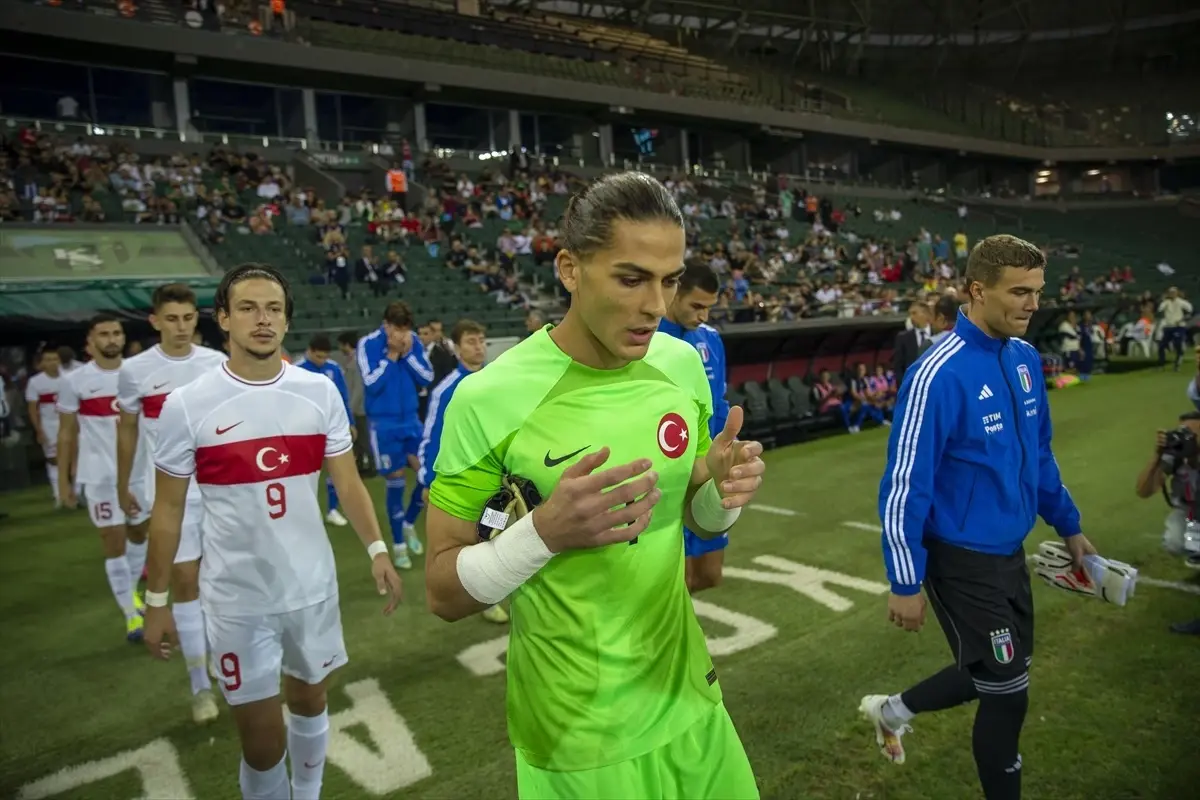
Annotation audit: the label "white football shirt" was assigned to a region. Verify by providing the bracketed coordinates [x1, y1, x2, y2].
[56, 361, 149, 486]
[118, 344, 226, 501]
[154, 362, 354, 617]
[25, 371, 64, 442]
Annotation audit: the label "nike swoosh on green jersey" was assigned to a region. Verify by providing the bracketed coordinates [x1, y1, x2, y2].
[543, 445, 589, 467]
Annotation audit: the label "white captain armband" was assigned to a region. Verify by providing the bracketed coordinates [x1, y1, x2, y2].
[691, 477, 741, 534]
[456, 512, 554, 606]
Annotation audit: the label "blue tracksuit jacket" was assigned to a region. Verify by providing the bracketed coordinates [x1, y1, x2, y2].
[356, 325, 433, 435]
[878, 310, 1082, 595]
[292, 355, 353, 423]
[417, 363, 470, 488]
[657, 318, 730, 437]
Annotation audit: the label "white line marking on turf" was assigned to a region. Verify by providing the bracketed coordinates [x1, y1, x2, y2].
[843, 521, 879, 532]
[691, 599, 779, 656]
[1139, 576, 1200, 595]
[749, 504, 800, 516]
[17, 739, 192, 800]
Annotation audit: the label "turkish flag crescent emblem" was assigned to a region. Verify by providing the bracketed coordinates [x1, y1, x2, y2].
[657, 413, 689, 459]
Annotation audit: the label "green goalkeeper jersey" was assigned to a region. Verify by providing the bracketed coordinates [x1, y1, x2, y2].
[430, 327, 722, 771]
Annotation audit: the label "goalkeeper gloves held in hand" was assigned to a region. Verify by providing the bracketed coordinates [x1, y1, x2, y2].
[1032, 540, 1138, 607]
[477, 475, 543, 542]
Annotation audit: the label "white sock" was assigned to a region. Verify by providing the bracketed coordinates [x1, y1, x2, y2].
[239, 755, 291, 800]
[104, 557, 136, 619]
[173, 600, 211, 695]
[46, 464, 60, 503]
[125, 540, 148, 585]
[883, 694, 915, 729]
[288, 710, 329, 800]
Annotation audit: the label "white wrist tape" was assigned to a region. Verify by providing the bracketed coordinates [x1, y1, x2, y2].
[456, 512, 554, 606]
[691, 478, 741, 534]
[367, 540, 389, 560]
[144, 590, 170, 608]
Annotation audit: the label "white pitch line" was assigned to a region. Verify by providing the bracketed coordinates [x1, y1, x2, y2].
[842, 521, 880, 532]
[748, 504, 800, 517]
[1139, 576, 1200, 595]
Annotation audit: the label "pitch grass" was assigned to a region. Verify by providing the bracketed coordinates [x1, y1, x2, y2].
[1, 368, 1198, 800]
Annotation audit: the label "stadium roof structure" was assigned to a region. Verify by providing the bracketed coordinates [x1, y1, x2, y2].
[492, 0, 1200, 86]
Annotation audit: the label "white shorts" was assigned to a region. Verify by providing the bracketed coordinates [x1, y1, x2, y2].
[176, 500, 205, 564]
[83, 483, 151, 528]
[206, 595, 347, 706]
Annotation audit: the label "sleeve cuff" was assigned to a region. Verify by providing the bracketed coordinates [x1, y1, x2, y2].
[890, 581, 923, 596]
[1056, 525, 1084, 538]
[155, 463, 194, 478]
[325, 443, 354, 459]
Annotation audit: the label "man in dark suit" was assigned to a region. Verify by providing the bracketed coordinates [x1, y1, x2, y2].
[929, 294, 962, 347]
[893, 301, 934, 387]
[424, 318, 460, 386]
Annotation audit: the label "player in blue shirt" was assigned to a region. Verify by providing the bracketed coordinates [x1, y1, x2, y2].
[357, 301, 434, 569]
[415, 318, 507, 624]
[865, 235, 1092, 800]
[293, 333, 356, 527]
[657, 260, 731, 593]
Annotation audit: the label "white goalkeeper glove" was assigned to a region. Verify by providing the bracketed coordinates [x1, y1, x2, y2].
[1032, 540, 1138, 607]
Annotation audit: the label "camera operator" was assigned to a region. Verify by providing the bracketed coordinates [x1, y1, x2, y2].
[1136, 411, 1200, 635]
[1136, 411, 1200, 559]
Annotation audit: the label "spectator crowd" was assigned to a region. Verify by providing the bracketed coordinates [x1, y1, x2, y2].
[1, 125, 1180, 358]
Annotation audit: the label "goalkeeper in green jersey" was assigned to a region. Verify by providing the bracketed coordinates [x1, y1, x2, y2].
[425, 171, 766, 800]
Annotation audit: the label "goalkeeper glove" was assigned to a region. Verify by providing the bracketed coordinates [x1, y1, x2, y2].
[1183, 519, 1200, 556]
[477, 474, 543, 542]
[1032, 540, 1138, 607]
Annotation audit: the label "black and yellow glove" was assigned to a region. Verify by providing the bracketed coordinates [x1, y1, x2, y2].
[477, 475, 543, 542]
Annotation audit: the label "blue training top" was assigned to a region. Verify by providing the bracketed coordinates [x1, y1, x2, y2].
[878, 309, 1082, 596]
[657, 317, 730, 438]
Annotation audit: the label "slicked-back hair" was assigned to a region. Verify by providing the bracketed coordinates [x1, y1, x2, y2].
[451, 318, 486, 346]
[678, 259, 720, 296]
[152, 282, 197, 311]
[561, 171, 683, 258]
[215, 263, 294, 322]
[965, 234, 1046, 290]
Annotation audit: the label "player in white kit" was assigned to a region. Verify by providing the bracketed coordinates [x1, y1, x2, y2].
[143, 264, 403, 800]
[117, 282, 226, 725]
[56, 314, 152, 642]
[25, 347, 66, 507]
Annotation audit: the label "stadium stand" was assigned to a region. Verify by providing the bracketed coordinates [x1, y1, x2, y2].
[10, 113, 1187, 444]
